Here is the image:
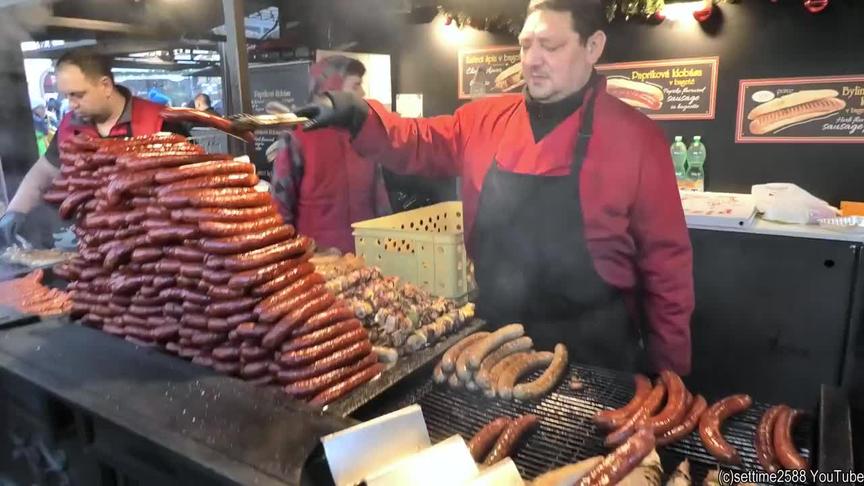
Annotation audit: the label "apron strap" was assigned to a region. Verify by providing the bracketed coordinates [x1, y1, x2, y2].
[571, 82, 600, 174]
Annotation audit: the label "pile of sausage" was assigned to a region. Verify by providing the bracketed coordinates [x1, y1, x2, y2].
[594, 374, 809, 470]
[0, 269, 71, 316]
[432, 324, 569, 401]
[44, 131, 382, 407]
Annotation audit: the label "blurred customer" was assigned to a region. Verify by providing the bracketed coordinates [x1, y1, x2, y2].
[271, 55, 390, 253]
[194, 93, 219, 115]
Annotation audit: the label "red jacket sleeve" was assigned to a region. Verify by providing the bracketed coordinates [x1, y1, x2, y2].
[630, 125, 694, 375]
[352, 100, 463, 178]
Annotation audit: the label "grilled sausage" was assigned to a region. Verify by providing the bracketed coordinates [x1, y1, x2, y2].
[169, 205, 277, 223]
[117, 153, 231, 171]
[280, 319, 364, 352]
[474, 336, 534, 389]
[496, 351, 554, 401]
[198, 215, 283, 238]
[59, 189, 95, 219]
[579, 428, 655, 486]
[222, 236, 313, 272]
[283, 353, 378, 398]
[698, 394, 752, 464]
[156, 173, 259, 195]
[239, 345, 269, 362]
[467, 417, 512, 463]
[647, 370, 689, 436]
[605, 382, 667, 448]
[281, 293, 336, 329]
[231, 256, 312, 290]
[279, 327, 368, 367]
[212, 346, 241, 362]
[308, 362, 384, 407]
[512, 343, 568, 401]
[200, 225, 295, 255]
[202, 269, 232, 285]
[774, 407, 809, 470]
[154, 160, 255, 184]
[205, 297, 258, 318]
[164, 246, 206, 263]
[240, 360, 271, 379]
[191, 331, 227, 347]
[756, 405, 787, 473]
[255, 272, 326, 317]
[594, 374, 653, 430]
[277, 341, 372, 378]
[455, 339, 489, 382]
[292, 306, 355, 337]
[257, 283, 327, 324]
[467, 324, 525, 370]
[657, 395, 708, 446]
[483, 414, 539, 466]
[440, 332, 491, 374]
[207, 286, 246, 300]
[160, 188, 272, 209]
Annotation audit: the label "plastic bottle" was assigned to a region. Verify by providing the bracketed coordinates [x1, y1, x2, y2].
[670, 136, 688, 183]
[686, 136, 707, 192]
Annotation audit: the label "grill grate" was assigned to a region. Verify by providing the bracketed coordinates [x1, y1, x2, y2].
[387, 364, 813, 484]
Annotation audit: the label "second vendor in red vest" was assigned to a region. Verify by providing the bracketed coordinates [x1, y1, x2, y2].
[295, 0, 694, 375]
[0, 49, 186, 246]
[270, 56, 391, 254]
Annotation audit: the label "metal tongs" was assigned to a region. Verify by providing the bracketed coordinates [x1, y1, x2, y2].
[227, 101, 309, 132]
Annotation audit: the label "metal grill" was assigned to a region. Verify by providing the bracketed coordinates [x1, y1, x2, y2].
[390, 364, 813, 484]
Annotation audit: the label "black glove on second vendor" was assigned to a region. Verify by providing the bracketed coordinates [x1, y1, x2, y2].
[296, 91, 369, 137]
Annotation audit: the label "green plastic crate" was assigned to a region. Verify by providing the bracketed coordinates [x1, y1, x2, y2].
[351, 201, 473, 298]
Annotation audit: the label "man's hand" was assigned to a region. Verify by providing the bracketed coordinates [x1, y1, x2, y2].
[295, 91, 369, 137]
[0, 212, 26, 247]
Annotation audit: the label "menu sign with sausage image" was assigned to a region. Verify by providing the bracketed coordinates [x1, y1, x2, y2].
[595, 57, 719, 120]
[458, 46, 524, 99]
[736, 75, 864, 143]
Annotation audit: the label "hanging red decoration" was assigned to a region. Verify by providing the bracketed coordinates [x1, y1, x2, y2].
[651, 10, 666, 22]
[803, 0, 829, 14]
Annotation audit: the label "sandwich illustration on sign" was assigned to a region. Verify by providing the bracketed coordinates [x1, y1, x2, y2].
[494, 63, 525, 92]
[747, 89, 846, 135]
[606, 77, 664, 111]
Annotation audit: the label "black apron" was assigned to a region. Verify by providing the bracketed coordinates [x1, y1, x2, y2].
[470, 87, 647, 373]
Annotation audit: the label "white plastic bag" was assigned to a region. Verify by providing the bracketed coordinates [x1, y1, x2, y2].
[751, 183, 839, 224]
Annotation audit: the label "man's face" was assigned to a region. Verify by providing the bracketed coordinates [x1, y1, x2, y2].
[519, 9, 605, 103]
[57, 64, 114, 121]
[194, 95, 208, 111]
[342, 74, 365, 98]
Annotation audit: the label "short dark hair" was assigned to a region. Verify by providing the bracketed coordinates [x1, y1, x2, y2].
[345, 58, 366, 78]
[528, 0, 606, 44]
[195, 93, 212, 107]
[56, 49, 114, 83]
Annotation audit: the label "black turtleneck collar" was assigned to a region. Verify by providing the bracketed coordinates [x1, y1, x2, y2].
[525, 70, 598, 143]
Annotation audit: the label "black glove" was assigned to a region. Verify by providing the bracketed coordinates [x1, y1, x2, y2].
[0, 211, 26, 247]
[295, 91, 369, 137]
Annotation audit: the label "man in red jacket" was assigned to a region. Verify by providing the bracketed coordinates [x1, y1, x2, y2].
[0, 49, 185, 246]
[271, 55, 391, 253]
[296, 0, 694, 374]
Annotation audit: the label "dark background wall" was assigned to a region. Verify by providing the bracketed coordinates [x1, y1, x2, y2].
[393, 0, 864, 205]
